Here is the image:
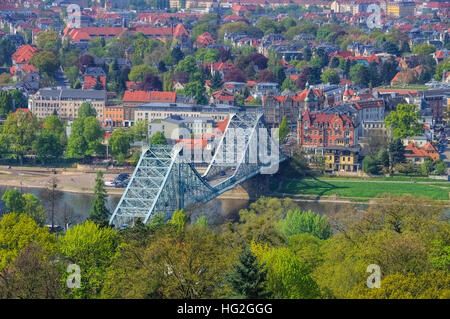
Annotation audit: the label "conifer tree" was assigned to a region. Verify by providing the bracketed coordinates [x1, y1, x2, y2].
[89, 171, 110, 225]
[226, 246, 271, 299]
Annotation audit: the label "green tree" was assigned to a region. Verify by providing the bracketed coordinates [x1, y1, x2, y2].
[412, 43, 436, 56]
[170, 209, 187, 233]
[78, 102, 97, 118]
[434, 159, 447, 175]
[89, 171, 110, 225]
[128, 64, 157, 82]
[150, 131, 167, 145]
[349, 64, 370, 87]
[0, 90, 12, 116]
[388, 139, 406, 167]
[129, 119, 149, 142]
[0, 213, 55, 271]
[211, 71, 222, 90]
[66, 116, 104, 158]
[35, 30, 61, 52]
[421, 158, 434, 176]
[109, 128, 131, 161]
[320, 68, 340, 85]
[226, 246, 270, 298]
[183, 81, 207, 105]
[278, 116, 289, 143]
[33, 131, 64, 164]
[29, 50, 60, 76]
[0, 110, 39, 165]
[383, 104, 423, 140]
[277, 209, 331, 240]
[251, 243, 321, 299]
[58, 220, 117, 298]
[362, 155, 381, 175]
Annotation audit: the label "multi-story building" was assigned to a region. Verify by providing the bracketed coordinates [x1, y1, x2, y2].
[104, 105, 124, 127]
[387, 1, 415, 17]
[28, 88, 106, 122]
[135, 103, 239, 123]
[324, 147, 360, 172]
[149, 115, 214, 140]
[262, 83, 326, 128]
[297, 110, 358, 149]
[122, 91, 177, 127]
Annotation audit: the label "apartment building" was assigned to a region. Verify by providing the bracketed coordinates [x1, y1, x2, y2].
[135, 103, 239, 123]
[28, 88, 106, 122]
[387, 1, 415, 17]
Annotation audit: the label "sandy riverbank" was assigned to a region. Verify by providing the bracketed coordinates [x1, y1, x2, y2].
[0, 166, 126, 195]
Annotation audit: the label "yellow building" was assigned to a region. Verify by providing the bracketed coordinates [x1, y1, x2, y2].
[387, 1, 415, 17]
[28, 88, 106, 122]
[324, 147, 360, 172]
[170, 0, 216, 10]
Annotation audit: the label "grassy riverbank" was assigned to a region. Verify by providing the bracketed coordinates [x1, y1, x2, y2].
[279, 178, 450, 201]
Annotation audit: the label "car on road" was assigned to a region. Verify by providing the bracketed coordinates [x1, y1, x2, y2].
[115, 178, 130, 188]
[105, 180, 117, 187]
[105, 173, 130, 187]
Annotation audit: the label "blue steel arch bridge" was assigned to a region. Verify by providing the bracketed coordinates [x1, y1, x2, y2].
[109, 112, 285, 228]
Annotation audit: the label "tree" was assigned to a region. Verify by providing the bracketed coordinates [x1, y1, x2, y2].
[388, 139, 406, 167]
[1, 190, 26, 214]
[251, 244, 321, 299]
[349, 64, 370, 87]
[226, 246, 270, 298]
[278, 116, 289, 143]
[66, 116, 104, 158]
[128, 64, 157, 82]
[281, 77, 296, 91]
[138, 72, 162, 91]
[29, 50, 60, 76]
[175, 56, 198, 74]
[35, 30, 61, 52]
[421, 158, 434, 176]
[211, 71, 222, 90]
[170, 209, 187, 233]
[78, 102, 97, 118]
[129, 119, 149, 142]
[171, 46, 185, 64]
[384, 104, 423, 140]
[0, 110, 39, 165]
[257, 69, 275, 83]
[435, 159, 447, 175]
[89, 171, 110, 225]
[224, 68, 246, 83]
[412, 43, 436, 56]
[277, 209, 331, 240]
[0, 243, 62, 299]
[33, 131, 64, 164]
[183, 81, 208, 105]
[109, 128, 131, 161]
[0, 90, 12, 116]
[0, 213, 55, 271]
[0, 38, 15, 66]
[320, 69, 340, 85]
[58, 220, 117, 298]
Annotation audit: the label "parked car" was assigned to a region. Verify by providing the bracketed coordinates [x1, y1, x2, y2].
[105, 180, 117, 187]
[115, 178, 130, 188]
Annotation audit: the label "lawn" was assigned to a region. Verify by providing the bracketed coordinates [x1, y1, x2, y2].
[280, 179, 450, 200]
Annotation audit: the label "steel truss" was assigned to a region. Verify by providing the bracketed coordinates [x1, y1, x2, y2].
[110, 112, 283, 228]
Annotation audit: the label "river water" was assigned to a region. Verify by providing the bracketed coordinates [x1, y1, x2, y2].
[0, 185, 368, 227]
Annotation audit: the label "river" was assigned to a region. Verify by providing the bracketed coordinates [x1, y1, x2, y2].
[0, 185, 369, 227]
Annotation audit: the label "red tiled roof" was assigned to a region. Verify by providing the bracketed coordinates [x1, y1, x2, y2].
[196, 32, 215, 47]
[150, 91, 176, 103]
[123, 90, 151, 102]
[404, 142, 439, 161]
[12, 45, 38, 64]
